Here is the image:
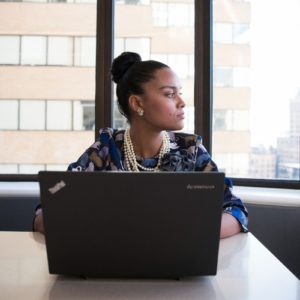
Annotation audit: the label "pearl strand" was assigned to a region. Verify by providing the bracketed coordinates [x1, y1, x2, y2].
[123, 129, 170, 172]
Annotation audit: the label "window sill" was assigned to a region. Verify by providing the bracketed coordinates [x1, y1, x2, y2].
[0, 182, 299, 207]
[0, 182, 39, 198]
[234, 186, 300, 207]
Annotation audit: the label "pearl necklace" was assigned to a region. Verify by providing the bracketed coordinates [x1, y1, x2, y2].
[123, 129, 170, 172]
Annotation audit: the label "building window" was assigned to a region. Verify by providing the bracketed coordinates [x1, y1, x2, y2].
[46, 100, 72, 130]
[214, 23, 233, 44]
[19, 100, 46, 130]
[114, 37, 151, 60]
[74, 37, 96, 67]
[214, 23, 250, 44]
[0, 36, 20, 65]
[214, 67, 233, 87]
[21, 36, 47, 65]
[0, 100, 18, 130]
[73, 100, 95, 131]
[48, 36, 73, 66]
[152, 2, 194, 28]
[151, 53, 194, 79]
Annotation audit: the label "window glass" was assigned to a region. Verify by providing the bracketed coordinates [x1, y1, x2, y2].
[0, 36, 20, 64]
[125, 38, 151, 60]
[74, 37, 96, 67]
[21, 36, 47, 65]
[0, 100, 18, 130]
[152, 3, 168, 27]
[214, 23, 232, 44]
[46, 100, 72, 130]
[233, 24, 250, 44]
[0, 1, 96, 174]
[48, 36, 73, 66]
[212, 0, 300, 180]
[20, 100, 45, 130]
[214, 67, 233, 87]
[0, 164, 18, 174]
[73, 100, 95, 130]
[19, 164, 45, 174]
[114, 0, 195, 131]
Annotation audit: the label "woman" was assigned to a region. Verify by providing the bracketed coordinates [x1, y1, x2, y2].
[34, 52, 248, 238]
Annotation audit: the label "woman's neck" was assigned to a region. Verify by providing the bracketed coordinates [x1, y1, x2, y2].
[128, 126, 164, 159]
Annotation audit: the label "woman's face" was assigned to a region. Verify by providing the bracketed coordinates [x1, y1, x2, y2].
[138, 67, 186, 131]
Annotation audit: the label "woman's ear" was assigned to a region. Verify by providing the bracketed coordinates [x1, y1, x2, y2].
[128, 95, 144, 115]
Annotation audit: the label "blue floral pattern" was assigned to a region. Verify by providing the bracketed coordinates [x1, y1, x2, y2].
[68, 127, 248, 232]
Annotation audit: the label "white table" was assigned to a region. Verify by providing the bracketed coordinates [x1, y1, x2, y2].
[0, 232, 299, 300]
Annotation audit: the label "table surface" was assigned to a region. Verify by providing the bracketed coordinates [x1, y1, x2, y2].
[0, 231, 299, 300]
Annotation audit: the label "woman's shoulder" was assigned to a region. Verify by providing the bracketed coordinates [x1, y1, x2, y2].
[98, 127, 125, 141]
[168, 131, 202, 145]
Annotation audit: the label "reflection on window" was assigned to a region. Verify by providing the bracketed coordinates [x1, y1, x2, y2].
[0, 36, 20, 64]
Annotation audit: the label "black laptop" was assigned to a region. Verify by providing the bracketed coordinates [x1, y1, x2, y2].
[38, 171, 224, 278]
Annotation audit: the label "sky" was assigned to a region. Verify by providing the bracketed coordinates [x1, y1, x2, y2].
[250, 0, 300, 147]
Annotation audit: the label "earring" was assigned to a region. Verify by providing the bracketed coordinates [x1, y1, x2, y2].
[137, 108, 144, 116]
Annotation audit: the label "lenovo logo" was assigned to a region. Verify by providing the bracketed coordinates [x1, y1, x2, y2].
[187, 184, 215, 190]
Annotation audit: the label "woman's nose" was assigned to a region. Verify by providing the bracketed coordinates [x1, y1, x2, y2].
[177, 94, 186, 108]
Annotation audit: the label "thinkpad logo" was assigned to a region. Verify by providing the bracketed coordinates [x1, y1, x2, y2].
[48, 180, 66, 194]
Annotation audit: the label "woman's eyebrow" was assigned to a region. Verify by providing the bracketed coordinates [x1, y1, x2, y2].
[158, 86, 182, 90]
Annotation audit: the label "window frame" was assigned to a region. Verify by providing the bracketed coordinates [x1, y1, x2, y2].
[1, 0, 299, 189]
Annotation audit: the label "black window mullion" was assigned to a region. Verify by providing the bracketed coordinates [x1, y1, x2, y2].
[194, 0, 213, 154]
[95, 0, 115, 139]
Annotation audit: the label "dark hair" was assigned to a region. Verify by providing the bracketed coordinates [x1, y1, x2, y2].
[111, 52, 169, 121]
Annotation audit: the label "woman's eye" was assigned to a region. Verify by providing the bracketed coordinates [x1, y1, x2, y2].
[166, 93, 175, 98]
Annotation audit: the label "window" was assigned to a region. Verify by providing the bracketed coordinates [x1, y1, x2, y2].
[151, 2, 194, 27]
[48, 36, 73, 66]
[46, 101, 72, 130]
[213, 0, 300, 181]
[0, 100, 18, 130]
[21, 36, 47, 65]
[0, 1, 96, 174]
[19, 100, 45, 130]
[1, 0, 299, 187]
[74, 37, 96, 67]
[114, 0, 195, 132]
[73, 101, 95, 130]
[0, 36, 20, 64]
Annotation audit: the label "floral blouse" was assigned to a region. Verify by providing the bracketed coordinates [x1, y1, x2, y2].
[68, 127, 248, 232]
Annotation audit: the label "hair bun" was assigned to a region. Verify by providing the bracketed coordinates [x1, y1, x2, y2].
[111, 52, 142, 84]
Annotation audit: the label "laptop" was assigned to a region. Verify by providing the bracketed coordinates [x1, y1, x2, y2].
[38, 171, 224, 278]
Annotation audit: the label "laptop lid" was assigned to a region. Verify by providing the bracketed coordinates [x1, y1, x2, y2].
[39, 171, 224, 278]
